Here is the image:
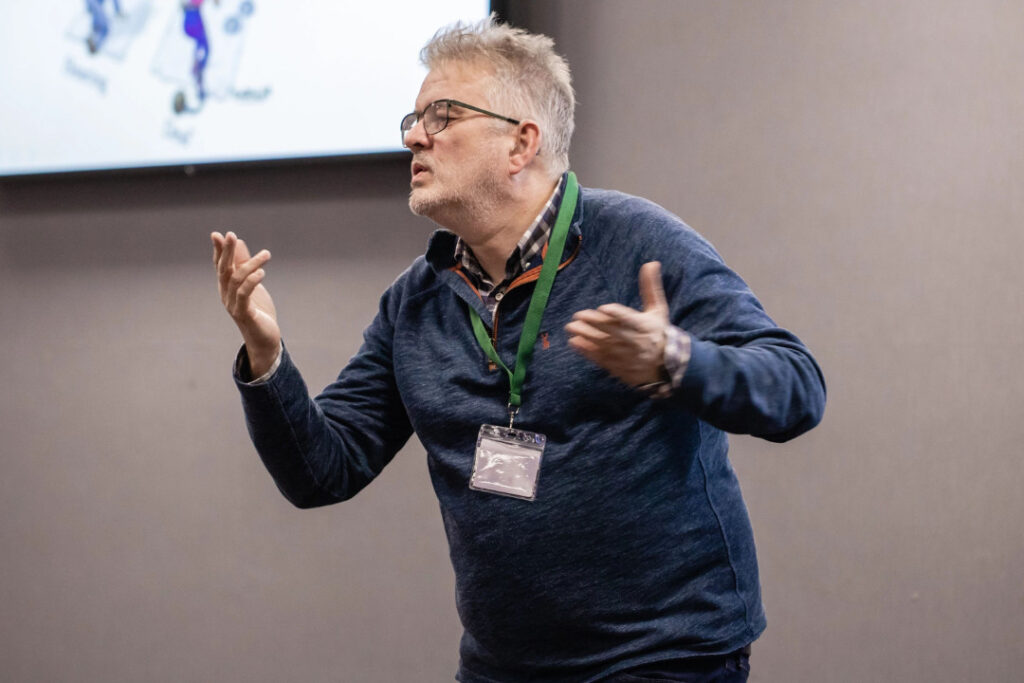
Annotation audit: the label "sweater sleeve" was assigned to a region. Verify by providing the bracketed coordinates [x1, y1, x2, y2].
[233, 286, 414, 508]
[664, 231, 826, 443]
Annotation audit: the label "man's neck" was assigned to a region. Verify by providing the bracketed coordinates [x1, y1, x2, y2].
[456, 174, 560, 283]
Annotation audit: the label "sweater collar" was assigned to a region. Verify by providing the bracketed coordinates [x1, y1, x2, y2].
[425, 177, 584, 276]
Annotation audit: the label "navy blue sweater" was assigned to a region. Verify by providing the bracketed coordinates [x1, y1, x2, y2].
[235, 185, 826, 682]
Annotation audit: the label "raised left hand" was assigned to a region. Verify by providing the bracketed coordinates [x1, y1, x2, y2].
[565, 261, 669, 386]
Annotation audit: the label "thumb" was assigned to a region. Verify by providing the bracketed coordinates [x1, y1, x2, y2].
[639, 261, 668, 314]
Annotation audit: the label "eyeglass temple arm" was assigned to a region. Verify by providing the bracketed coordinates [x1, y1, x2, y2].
[447, 99, 520, 125]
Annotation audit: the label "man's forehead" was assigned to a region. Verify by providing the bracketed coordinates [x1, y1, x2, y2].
[415, 61, 493, 107]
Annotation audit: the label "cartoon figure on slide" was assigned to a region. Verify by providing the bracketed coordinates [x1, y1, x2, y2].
[166, 0, 259, 115]
[85, 0, 123, 54]
[182, 0, 219, 102]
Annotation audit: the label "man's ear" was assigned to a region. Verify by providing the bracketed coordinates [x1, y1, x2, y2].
[508, 120, 542, 175]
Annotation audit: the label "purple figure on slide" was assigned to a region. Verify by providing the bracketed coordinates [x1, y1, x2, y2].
[182, 0, 219, 101]
[171, 0, 260, 115]
[85, 0, 123, 54]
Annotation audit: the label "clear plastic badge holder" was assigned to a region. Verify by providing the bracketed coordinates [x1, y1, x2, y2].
[470, 424, 546, 501]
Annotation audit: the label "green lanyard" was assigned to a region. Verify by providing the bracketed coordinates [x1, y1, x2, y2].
[467, 172, 579, 425]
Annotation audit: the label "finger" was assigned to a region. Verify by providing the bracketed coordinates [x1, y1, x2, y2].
[567, 335, 634, 374]
[639, 261, 668, 314]
[233, 236, 253, 264]
[596, 302, 645, 323]
[566, 322, 635, 360]
[218, 232, 237, 284]
[564, 319, 613, 343]
[570, 323, 634, 348]
[235, 268, 266, 301]
[229, 250, 271, 293]
[216, 237, 237, 303]
[572, 308, 616, 325]
[591, 305, 650, 334]
[573, 317, 637, 343]
[566, 334, 602, 357]
[211, 232, 225, 266]
[573, 309, 634, 333]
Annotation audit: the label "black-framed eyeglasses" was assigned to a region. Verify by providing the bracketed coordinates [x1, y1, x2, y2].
[400, 99, 520, 147]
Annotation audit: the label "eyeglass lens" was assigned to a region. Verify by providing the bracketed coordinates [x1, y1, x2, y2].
[401, 101, 449, 144]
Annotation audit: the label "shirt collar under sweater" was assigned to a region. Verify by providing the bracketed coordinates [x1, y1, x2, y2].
[454, 174, 567, 303]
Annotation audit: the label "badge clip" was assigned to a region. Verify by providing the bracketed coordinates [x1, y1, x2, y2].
[507, 403, 519, 429]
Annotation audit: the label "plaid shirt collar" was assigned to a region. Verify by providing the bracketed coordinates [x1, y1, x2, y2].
[455, 174, 567, 295]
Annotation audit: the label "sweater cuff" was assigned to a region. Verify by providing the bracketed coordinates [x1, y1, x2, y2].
[234, 342, 284, 385]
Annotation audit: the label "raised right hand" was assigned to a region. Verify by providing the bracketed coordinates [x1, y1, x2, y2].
[211, 231, 281, 377]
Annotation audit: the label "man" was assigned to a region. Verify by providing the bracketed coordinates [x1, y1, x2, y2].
[212, 16, 825, 683]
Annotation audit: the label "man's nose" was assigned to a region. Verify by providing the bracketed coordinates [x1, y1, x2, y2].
[404, 118, 432, 149]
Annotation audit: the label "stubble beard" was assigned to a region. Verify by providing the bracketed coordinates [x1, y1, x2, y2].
[408, 162, 505, 228]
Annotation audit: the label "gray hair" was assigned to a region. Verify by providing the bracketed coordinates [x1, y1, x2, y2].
[420, 14, 575, 176]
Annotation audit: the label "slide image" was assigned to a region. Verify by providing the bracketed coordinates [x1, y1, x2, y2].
[67, 0, 154, 60]
[151, 0, 256, 114]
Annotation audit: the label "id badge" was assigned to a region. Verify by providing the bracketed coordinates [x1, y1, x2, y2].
[470, 424, 546, 501]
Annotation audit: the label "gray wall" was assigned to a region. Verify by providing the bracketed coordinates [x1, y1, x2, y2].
[2, 1, 1022, 681]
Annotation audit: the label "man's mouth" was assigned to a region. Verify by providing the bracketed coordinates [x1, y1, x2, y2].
[411, 162, 429, 181]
